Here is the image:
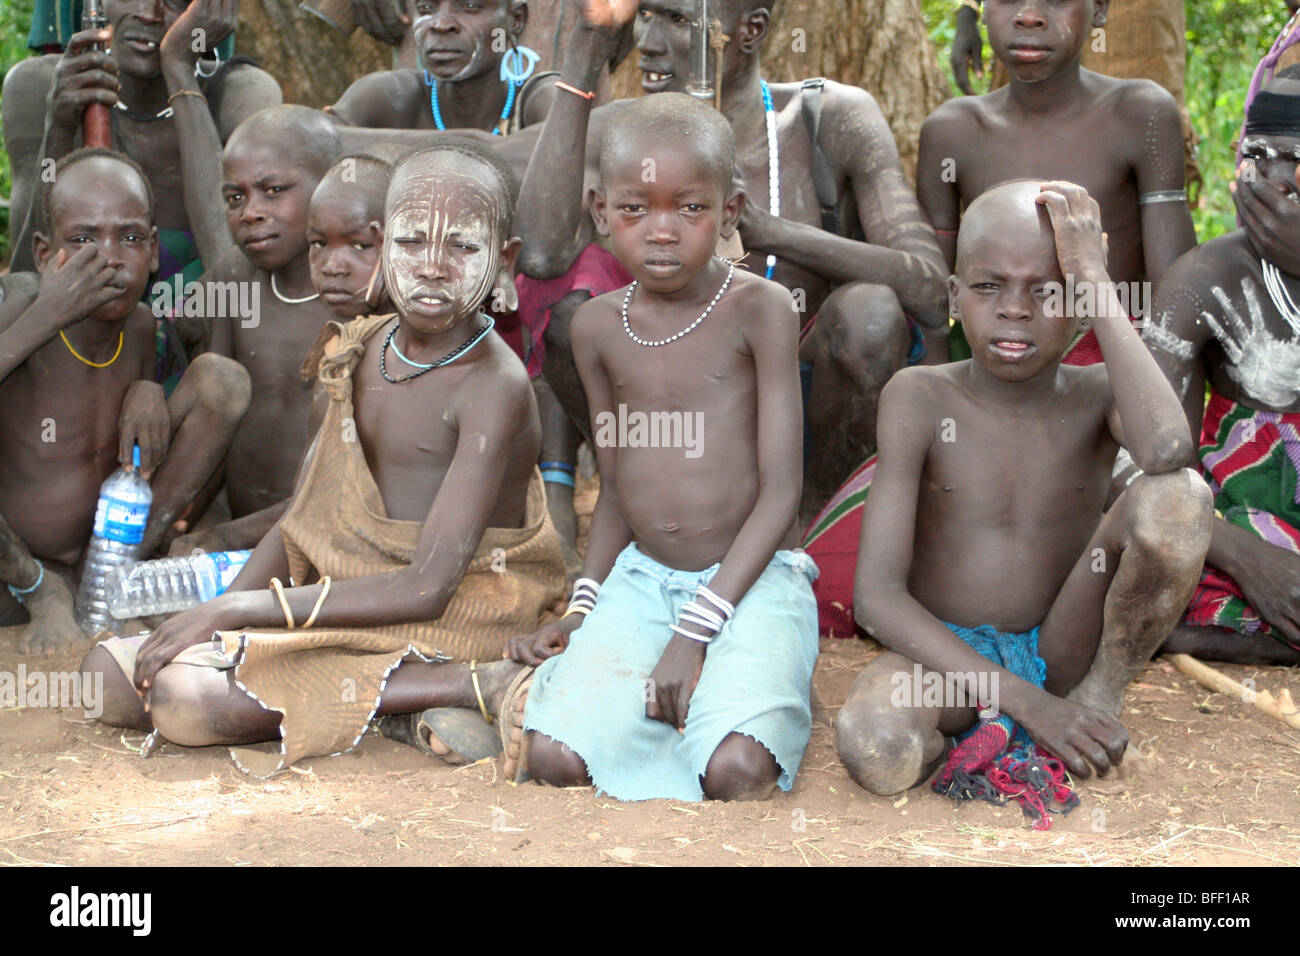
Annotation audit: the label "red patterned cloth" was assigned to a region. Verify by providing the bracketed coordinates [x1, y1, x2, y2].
[1183, 392, 1300, 649]
[499, 243, 632, 379]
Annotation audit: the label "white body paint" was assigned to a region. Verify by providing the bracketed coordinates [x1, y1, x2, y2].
[1202, 279, 1300, 409]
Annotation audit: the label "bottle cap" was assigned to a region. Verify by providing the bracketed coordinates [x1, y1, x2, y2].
[132, 442, 141, 470]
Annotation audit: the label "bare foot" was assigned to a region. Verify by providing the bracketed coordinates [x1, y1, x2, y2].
[17, 574, 86, 655]
[1066, 674, 1126, 720]
[469, 659, 533, 782]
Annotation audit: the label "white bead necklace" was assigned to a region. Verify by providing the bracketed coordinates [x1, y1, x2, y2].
[270, 273, 321, 305]
[621, 260, 735, 348]
[1261, 259, 1300, 336]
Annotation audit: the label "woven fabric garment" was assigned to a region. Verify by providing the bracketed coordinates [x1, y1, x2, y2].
[1184, 392, 1300, 649]
[222, 313, 565, 775]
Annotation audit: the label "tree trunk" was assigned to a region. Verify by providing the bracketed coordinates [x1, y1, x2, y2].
[609, 0, 949, 182]
[235, 0, 392, 108]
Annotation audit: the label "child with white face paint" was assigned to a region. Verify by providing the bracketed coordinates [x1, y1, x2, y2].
[82, 140, 567, 774]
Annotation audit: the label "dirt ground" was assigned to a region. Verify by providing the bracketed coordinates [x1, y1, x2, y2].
[2, 478, 1299, 867]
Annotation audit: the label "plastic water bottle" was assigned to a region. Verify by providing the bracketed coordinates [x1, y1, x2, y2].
[74, 445, 153, 636]
[108, 550, 252, 619]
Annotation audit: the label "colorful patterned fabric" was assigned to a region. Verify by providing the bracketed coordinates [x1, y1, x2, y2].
[1184, 392, 1300, 649]
[930, 623, 1078, 831]
[500, 243, 632, 379]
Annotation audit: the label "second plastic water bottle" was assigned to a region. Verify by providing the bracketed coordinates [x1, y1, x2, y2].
[108, 550, 253, 619]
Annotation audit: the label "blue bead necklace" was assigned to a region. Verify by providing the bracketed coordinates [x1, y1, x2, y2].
[426, 71, 519, 136]
[760, 79, 778, 281]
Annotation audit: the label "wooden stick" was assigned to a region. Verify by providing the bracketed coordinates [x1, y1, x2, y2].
[1164, 653, 1300, 730]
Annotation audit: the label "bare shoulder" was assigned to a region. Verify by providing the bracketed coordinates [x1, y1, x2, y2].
[333, 69, 424, 122]
[1108, 74, 1179, 119]
[881, 362, 955, 415]
[570, 281, 629, 342]
[2, 52, 57, 102]
[0, 271, 41, 304]
[729, 270, 796, 329]
[922, 92, 980, 134]
[457, 333, 535, 421]
[0, 272, 42, 333]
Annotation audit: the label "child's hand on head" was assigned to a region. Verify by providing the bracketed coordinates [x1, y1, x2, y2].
[579, 0, 639, 32]
[34, 246, 121, 325]
[159, 0, 237, 70]
[1036, 181, 1109, 281]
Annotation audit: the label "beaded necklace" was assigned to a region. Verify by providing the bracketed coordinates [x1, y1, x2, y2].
[380, 314, 495, 383]
[621, 260, 735, 348]
[1262, 259, 1300, 336]
[426, 71, 519, 136]
[760, 79, 778, 281]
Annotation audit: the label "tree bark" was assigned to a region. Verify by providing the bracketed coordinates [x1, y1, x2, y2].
[235, 0, 392, 108]
[609, 0, 949, 182]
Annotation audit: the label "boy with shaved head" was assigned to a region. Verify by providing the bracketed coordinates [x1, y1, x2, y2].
[835, 180, 1211, 825]
[165, 98, 341, 547]
[0, 149, 248, 653]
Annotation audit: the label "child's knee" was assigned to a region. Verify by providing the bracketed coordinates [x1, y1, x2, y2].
[147, 666, 223, 747]
[700, 733, 780, 802]
[836, 698, 933, 797]
[818, 283, 907, 371]
[79, 644, 148, 729]
[526, 732, 590, 787]
[188, 353, 252, 423]
[1125, 468, 1213, 563]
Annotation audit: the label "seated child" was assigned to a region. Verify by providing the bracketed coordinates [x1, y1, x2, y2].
[0, 149, 249, 653]
[167, 153, 393, 556]
[917, 0, 1196, 363]
[1146, 69, 1300, 665]
[80, 139, 566, 776]
[834, 180, 1213, 826]
[507, 94, 819, 803]
[166, 103, 342, 545]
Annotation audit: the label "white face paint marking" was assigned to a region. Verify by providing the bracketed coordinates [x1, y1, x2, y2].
[383, 158, 507, 334]
[1202, 279, 1300, 408]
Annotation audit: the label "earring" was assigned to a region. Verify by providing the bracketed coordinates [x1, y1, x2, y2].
[499, 45, 540, 84]
[364, 261, 385, 309]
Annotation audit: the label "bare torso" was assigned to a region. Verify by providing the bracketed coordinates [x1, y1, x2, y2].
[906, 362, 1117, 650]
[0, 292, 155, 566]
[347, 318, 539, 528]
[581, 274, 796, 570]
[223, 263, 335, 517]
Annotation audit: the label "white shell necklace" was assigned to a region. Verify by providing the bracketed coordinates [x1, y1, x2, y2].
[1261, 259, 1300, 336]
[621, 259, 735, 347]
[270, 272, 321, 305]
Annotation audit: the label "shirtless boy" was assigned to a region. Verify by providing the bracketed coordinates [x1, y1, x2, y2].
[506, 94, 818, 802]
[515, 0, 948, 527]
[0, 150, 248, 654]
[167, 152, 392, 556]
[835, 181, 1211, 815]
[81, 140, 565, 773]
[328, 0, 559, 135]
[168, 97, 341, 543]
[917, 0, 1196, 360]
[1146, 71, 1300, 666]
[3, 0, 280, 279]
